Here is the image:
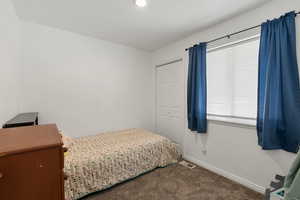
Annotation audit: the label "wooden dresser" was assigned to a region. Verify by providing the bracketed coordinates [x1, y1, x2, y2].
[0, 124, 65, 200]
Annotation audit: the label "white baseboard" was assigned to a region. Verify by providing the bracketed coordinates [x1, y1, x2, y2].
[183, 154, 265, 194]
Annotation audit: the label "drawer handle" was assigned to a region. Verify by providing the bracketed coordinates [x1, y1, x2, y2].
[0, 172, 3, 179]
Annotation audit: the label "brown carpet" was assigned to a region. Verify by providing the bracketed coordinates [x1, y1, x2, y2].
[83, 162, 264, 200]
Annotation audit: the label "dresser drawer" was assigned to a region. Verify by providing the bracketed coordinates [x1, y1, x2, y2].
[0, 147, 63, 200]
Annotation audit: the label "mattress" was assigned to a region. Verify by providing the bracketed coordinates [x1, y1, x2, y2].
[64, 128, 181, 200]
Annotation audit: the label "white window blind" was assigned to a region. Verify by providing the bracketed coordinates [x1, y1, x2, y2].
[207, 38, 259, 119]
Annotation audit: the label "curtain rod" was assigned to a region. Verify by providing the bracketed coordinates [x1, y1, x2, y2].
[185, 11, 300, 51]
[156, 58, 183, 68]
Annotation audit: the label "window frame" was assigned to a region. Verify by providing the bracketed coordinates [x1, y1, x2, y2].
[206, 34, 260, 127]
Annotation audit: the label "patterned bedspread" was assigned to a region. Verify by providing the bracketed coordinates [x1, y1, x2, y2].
[64, 129, 181, 200]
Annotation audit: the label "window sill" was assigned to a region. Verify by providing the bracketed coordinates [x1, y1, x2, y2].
[207, 115, 256, 128]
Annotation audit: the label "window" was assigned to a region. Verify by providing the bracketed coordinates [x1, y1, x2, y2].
[206, 37, 259, 124]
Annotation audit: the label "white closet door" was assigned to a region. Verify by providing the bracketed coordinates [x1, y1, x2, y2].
[156, 60, 184, 146]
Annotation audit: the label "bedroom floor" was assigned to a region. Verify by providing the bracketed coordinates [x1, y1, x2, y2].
[83, 162, 264, 200]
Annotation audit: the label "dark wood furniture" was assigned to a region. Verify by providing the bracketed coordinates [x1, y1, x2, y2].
[0, 124, 65, 200]
[2, 112, 39, 128]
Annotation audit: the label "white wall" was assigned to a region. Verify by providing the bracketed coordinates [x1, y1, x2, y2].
[0, 0, 21, 125]
[2, 0, 299, 193]
[19, 21, 154, 137]
[152, 0, 300, 192]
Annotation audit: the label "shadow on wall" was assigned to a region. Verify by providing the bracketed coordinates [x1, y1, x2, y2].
[183, 120, 297, 190]
[193, 132, 208, 155]
[265, 151, 296, 174]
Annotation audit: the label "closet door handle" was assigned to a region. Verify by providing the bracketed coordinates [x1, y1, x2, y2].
[0, 172, 3, 179]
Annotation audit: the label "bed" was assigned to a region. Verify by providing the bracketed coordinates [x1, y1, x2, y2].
[63, 128, 181, 200]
